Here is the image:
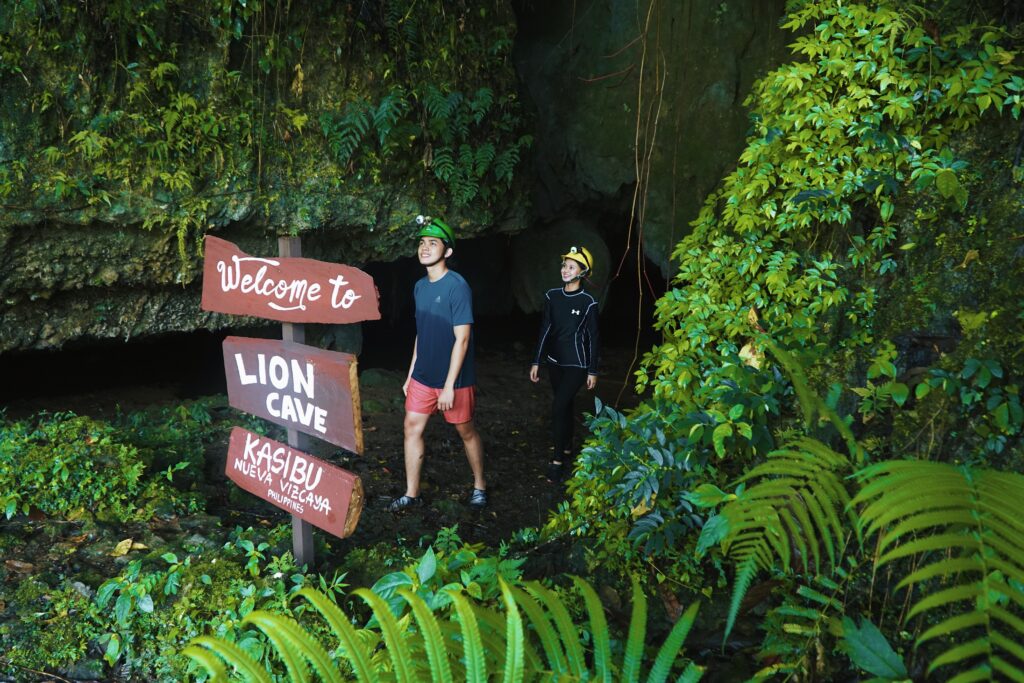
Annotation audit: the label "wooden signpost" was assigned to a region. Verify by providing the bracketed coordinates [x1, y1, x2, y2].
[225, 427, 363, 539]
[201, 235, 379, 567]
[201, 236, 380, 324]
[223, 337, 363, 453]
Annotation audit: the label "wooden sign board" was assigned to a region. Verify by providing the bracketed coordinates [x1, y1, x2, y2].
[201, 236, 381, 324]
[223, 336, 363, 453]
[226, 427, 363, 539]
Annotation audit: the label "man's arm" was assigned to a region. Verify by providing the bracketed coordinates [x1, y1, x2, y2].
[437, 324, 471, 411]
[403, 336, 418, 396]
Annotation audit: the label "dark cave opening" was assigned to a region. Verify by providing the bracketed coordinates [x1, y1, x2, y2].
[0, 231, 666, 416]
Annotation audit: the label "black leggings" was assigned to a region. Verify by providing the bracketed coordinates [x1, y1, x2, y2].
[548, 365, 588, 458]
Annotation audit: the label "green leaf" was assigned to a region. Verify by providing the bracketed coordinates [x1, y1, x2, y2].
[688, 484, 734, 508]
[840, 617, 908, 678]
[890, 383, 909, 407]
[417, 547, 437, 585]
[935, 168, 961, 198]
[103, 634, 122, 666]
[712, 424, 733, 458]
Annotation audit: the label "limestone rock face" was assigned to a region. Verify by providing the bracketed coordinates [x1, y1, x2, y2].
[0, 1, 791, 352]
[0, 2, 529, 352]
[513, 0, 790, 275]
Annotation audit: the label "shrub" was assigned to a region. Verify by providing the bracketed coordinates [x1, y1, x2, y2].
[0, 412, 145, 521]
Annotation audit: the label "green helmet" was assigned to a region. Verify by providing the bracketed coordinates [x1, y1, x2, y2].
[415, 214, 454, 245]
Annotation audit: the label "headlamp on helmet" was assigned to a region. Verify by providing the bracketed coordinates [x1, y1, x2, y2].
[414, 214, 455, 246]
[561, 245, 594, 275]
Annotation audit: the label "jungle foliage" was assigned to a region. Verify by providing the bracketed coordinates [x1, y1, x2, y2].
[185, 573, 703, 682]
[4, 0, 1024, 681]
[550, 0, 1024, 680]
[0, 0, 530, 264]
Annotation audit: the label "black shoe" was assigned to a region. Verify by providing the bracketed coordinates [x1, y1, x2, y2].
[546, 462, 566, 483]
[388, 495, 422, 513]
[468, 488, 488, 509]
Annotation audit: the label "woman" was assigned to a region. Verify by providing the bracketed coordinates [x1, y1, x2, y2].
[529, 246, 600, 482]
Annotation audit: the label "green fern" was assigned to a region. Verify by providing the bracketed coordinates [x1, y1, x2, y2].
[473, 142, 496, 178]
[754, 570, 855, 680]
[716, 436, 857, 642]
[470, 87, 494, 124]
[493, 146, 519, 186]
[183, 577, 703, 682]
[373, 89, 407, 146]
[431, 146, 455, 182]
[422, 85, 451, 124]
[853, 461, 1024, 682]
[320, 102, 371, 165]
[398, 587, 453, 682]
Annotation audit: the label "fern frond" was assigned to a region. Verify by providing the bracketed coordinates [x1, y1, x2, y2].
[470, 87, 494, 124]
[677, 662, 706, 683]
[423, 85, 449, 123]
[720, 437, 853, 593]
[447, 589, 487, 682]
[468, 603, 513, 673]
[498, 578, 526, 683]
[432, 147, 455, 182]
[186, 635, 272, 683]
[645, 601, 701, 683]
[353, 588, 417, 683]
[509, 585, 567, 674]
[473, 143, 496, 178]
[294, 587, 378, 682]
[764, 340, 863, 460]
[723, 556, 758, 646]
[180, 644, 230, 682]
[493, 147, 518, 185]
[572, 576, 613, 682]
[854, 461, 1024, 681]
[757, 570, 855, 680]
[244, 609, 344, 683]
[374, 89, 407, 146]
[524, 582, 587, 679]
[621, 579, 648, 683]
[398, 587, 453, 683]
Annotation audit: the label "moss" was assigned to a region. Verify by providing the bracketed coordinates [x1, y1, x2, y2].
[0, 0, 531, 351]
[3, 580, 97, 671]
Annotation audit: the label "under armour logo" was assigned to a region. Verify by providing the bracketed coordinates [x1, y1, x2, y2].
[571, 308, 580, 315]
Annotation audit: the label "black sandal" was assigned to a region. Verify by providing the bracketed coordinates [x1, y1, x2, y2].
[388, 495, 423, 512]
[468, 488, 488, 509]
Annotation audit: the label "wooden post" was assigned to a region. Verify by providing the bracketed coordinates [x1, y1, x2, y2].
[279, 236, 315, 569]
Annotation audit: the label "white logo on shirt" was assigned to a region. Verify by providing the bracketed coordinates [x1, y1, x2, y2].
[434, 295, 442, 303]
[571, 309, 580, 315]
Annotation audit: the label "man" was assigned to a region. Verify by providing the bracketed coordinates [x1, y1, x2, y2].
[388, 215, 487, 512]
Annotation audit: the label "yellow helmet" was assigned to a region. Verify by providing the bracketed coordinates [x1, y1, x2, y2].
[560, 245, 594, 275]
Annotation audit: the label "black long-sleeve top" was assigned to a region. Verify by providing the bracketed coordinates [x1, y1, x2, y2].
[531, 287, 600, 374]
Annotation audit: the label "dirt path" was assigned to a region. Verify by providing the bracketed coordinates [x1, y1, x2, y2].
[251, 342, 643, 570]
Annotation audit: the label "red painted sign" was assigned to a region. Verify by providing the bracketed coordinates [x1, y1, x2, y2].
[223, 336, 364, 453]
[225, 427, 363, 539]
[201, 236, 381, 324]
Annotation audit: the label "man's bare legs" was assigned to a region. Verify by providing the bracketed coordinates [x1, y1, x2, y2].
[401, 412, 485, 503]
[402, 411, 430, 497]
[454, 419, 486, 491]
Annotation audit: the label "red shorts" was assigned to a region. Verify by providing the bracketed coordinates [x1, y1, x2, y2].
[405, 378, 476, 424]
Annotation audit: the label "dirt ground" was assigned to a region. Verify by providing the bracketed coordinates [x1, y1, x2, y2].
[235, 339, 644, 570]
[1, 322, 645, 572]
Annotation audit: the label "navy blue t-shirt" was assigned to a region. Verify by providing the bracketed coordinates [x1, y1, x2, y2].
[411, 271, 475, 388]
